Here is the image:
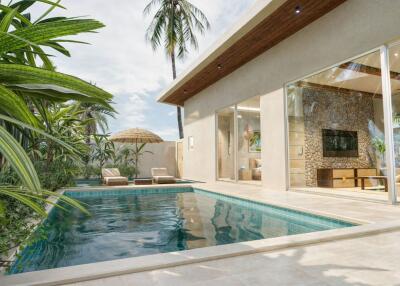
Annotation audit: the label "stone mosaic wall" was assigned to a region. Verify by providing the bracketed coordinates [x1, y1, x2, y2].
[302, 87, 376, 186]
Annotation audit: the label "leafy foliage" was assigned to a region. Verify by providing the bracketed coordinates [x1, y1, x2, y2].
[372, 137, 386, 155]
[91, 134, 115, 177]
[116, 143, 153, 178]
[0, 0, 115, 263]
[0, 194, 42, 262]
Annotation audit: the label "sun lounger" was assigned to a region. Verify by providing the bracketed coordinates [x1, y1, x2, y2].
[151, 168, 176, 184]
[101, 168, 128, 186]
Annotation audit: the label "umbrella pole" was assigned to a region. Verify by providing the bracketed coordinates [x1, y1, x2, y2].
[135, 141, 139, 179]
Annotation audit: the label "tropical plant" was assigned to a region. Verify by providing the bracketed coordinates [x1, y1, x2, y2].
[91, 134, 115, 177]
[116, 143, 153, 179]
[76, 102, 115, 144]
[372, 137, 386, 169]
[0, 114, 88, 215]
[372, 137, 386, 155]
[144, 0, 210, 139]
[0, 3, 114, 108]
[0, 0, 113, 185]
[75, 102, 115, 176]
[0, 0, 114, 260]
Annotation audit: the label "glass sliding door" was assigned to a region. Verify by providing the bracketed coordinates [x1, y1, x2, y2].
[217, 106, 236, 181]
[216, 96, 262, 184]
[237, 96, 261, 183]
[387, 44, 400, 202]
[286, 50, 386, 192]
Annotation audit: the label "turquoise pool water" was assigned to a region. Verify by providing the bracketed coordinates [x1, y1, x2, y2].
[9, 188, 355, 274]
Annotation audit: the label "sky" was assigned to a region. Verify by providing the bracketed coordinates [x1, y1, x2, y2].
[30, 0, 256, 140]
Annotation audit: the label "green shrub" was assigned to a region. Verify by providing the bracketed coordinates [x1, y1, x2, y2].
[80, 164, 101, 179]
[117, 164, 136, 180]
[34, 159, 79, 191]
[0, 195, 43, 265]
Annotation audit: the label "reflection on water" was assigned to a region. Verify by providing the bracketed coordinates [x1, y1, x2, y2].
[10, 191, 352, 274]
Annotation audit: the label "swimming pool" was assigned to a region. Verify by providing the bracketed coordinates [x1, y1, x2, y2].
[9, 187, 355, 274]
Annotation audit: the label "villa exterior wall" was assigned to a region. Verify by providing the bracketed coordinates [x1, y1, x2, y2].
[183, 0, 400, 189]
[138, 141, 177, 178]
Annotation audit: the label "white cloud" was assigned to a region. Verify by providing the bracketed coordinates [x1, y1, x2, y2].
[30, 0, 256, 140]
[110, 93, 150, 132]
[152, 128, 179, 140]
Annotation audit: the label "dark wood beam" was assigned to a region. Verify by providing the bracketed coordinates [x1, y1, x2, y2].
[339, 62, 400, 80]
[162, 0, 347, 105]
[297, 81, 382, 98]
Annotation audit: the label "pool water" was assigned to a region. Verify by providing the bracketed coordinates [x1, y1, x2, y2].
[9, 188, 355, 274]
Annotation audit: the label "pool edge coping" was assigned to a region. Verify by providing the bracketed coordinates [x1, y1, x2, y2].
[2, 219, 400, 286]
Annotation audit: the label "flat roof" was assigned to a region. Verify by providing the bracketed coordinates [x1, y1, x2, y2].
[157, 0, 347, 106]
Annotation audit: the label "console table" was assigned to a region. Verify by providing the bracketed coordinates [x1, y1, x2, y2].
[357, 176, 388, 192]
[317, 168, 377, 188]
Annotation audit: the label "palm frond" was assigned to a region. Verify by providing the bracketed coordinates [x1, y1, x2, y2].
[143, 0, 164, 16]
[0, 187, 47, 216]
[0, 84, 38, 126]
[0, 18, 104, 55]
[0, 6, 19, 32]
[34, 0, 62, 24]
[144, 0, 210, 59]
[0, 4, 32, 26]
[9, 0, 65, 13]
[0, 64, 113, 106]
[0, 125, 41, 192]
[0, 114, 79, 156]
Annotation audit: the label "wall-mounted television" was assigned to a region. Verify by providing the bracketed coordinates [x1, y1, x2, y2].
[322, 129, 358, 157]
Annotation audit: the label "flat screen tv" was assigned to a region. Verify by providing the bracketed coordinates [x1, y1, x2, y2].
[322, 129, 358, 157]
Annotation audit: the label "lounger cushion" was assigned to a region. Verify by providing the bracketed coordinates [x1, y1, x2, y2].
[102, 168, 121, 178]
[105, 176, 128, 183]
[154, 175, 176, 183]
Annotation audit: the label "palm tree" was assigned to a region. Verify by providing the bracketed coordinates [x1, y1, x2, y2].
[77, 102, 115, 145]
[144, 0, 210, 139]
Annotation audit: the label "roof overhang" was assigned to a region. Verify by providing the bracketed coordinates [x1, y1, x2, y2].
[158, 0, 347, 106]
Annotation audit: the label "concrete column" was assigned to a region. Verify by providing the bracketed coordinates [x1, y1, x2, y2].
[260, 88, 288, 191]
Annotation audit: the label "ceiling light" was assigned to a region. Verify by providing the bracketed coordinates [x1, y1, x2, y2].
[237, 106, 260, 112]
[395, 53, 399, 57]
[295, 6, 301, 14]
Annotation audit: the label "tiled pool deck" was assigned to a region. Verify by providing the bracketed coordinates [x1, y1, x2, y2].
[2, 182, 400, 286]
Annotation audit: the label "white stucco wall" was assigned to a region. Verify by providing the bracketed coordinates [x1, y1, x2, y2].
[137, 141, 177, 178]
[183, 0, 400, 189]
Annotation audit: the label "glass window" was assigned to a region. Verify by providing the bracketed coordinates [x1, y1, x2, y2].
[388, 44, 400, 198]
[237, 96, 261, 183]
[287, 50, 386, 192]
[217, 106, 235, 181]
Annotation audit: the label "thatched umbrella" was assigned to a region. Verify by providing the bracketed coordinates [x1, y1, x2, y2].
[110, 128, 163, 178]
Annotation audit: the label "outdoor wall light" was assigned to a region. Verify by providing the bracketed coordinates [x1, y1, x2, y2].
[295, 6, 301, 14]
[217, 64, 222, 70]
